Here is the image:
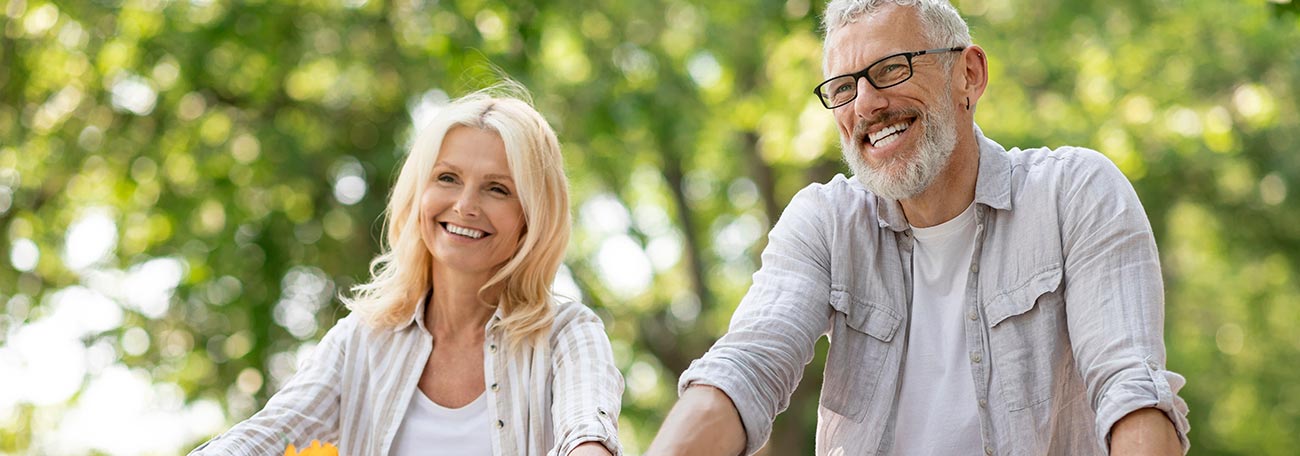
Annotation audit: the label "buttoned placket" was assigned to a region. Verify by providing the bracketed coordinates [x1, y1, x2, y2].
[484, 314, 505, 450]
[876, 227, 915, 455]
[965, 205, 997, 456]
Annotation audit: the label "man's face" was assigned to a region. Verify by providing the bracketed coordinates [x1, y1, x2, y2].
[825, 4, 960, 200]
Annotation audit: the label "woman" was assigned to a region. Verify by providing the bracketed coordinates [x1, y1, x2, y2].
[192, 88, 623, 456]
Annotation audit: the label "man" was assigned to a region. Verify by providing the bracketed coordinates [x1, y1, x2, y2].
[646, 1, 1190, 455]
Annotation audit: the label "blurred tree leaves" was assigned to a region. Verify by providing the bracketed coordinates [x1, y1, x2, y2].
[1, 0, 1298, 454]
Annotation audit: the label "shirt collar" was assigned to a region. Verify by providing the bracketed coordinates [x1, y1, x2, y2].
[397, 289, 432, 333]
[874, 123, 1013, 231]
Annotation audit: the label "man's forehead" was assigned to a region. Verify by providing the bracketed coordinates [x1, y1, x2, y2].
[824, 5, 927, 72]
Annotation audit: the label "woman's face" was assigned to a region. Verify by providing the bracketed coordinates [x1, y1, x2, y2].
[419, 126, 525, 277]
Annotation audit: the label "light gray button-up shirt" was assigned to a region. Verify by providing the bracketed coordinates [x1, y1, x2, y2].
[679, 127, 1190, 455]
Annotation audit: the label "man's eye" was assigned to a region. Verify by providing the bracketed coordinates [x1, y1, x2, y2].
[882, 64, 906, 74]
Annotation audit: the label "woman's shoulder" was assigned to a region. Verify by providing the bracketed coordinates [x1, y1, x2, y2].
[318, 311, 413, 352]
[544, 298, 611, 347]
[549, 298, 603, 329]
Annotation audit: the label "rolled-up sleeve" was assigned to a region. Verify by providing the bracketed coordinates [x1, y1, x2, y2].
[189, 317, 352, 455]
[678, 186, 836, 456]
[549, 306, 624, 456]
[1058, 149, 1190, 453]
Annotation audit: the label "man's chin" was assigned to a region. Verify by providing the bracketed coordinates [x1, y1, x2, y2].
[856, 172, 920, 201]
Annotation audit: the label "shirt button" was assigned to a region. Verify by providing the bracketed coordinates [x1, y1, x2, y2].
[489, 344, 497, 353]
[985, 446, 993, 455]
[491, 383, 499, 392]
[970, 351, 982, 363]
[967, 309, 978, 321]
[978, 399, 988, 408]
[496, 420, 505, 429]
[970, 263, 979, 273]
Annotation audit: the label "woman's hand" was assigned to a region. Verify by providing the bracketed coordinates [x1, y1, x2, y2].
[567, 441, 613, 456]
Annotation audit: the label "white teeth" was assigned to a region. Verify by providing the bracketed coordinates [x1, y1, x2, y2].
[445, 223, 486, 239]
[868, 121, 911, 146]
[875, 133, 900, 148]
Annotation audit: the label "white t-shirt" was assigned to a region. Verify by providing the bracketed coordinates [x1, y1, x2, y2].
[391, 388, 494, 456]
[890, 202, 983, 455]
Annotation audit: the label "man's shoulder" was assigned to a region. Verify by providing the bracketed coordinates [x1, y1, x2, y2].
[790, 173, 874, 209]
[1004, 144, 1132, 193]
[1000, 144, 1138, 213]
[1006, 145, 1115, 174]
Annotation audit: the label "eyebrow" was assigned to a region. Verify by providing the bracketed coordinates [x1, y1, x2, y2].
[432, 162, 515, 183]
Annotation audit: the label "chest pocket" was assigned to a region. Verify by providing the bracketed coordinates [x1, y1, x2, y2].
[985, 264, 1066, 410]
[820, 288, 901, 422]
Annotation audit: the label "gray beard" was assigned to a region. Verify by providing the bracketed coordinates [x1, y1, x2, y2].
[841, 98, 958, 201]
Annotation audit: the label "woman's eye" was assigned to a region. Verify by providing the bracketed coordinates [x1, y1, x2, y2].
[489, 186, 510, 195]
[437, 173, 456, 183]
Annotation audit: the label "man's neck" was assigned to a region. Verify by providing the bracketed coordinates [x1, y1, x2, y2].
[899, 132, 980, 228]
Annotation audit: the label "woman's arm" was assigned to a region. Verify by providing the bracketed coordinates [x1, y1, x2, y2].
[548, 304, 624, 456]
[189, 318, 354, 454]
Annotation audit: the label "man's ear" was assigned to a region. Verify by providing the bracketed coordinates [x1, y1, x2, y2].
[956, 45, 989, 110]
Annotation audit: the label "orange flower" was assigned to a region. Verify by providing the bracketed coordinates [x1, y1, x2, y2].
[284, 440, 339, 456]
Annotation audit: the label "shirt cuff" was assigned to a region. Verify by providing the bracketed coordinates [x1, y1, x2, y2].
[678, 359, 771, 456]
[551, 408, 621, 456]
[1094, 357, 1191, 454]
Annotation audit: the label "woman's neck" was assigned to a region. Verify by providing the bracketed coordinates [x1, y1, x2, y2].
[424, 265, 500, 341]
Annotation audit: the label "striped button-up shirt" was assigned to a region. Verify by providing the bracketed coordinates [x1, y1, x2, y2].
[679, 127, 1190, 455]
[191, 298, 623, 456]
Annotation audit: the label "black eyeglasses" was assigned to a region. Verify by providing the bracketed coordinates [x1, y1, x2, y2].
[813, 46, 965, 109]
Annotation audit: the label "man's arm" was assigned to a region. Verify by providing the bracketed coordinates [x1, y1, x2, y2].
[568, 442, 614, 456]
[647, 185, 839, 455]
[1057, 149, 1190, 453]
[1109, 408, 1181, 455]
[646, 385, 746, 456]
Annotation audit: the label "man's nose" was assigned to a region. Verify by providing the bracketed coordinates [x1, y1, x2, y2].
[852, 77, 888, 119]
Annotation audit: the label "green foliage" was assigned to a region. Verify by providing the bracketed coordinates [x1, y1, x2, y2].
[1, 0, 1297, 454]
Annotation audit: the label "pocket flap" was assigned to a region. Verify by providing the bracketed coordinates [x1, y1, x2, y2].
[830, 288, 902, 342]
[986, 264, 1063, 328]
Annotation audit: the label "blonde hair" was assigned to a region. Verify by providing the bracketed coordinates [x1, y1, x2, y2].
[343, 84, 570, 349]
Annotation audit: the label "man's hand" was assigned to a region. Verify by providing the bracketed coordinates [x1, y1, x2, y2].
[645, 385, 746, 456]
[1110, 407, 1182, 455]
[567, 442, 612, 456]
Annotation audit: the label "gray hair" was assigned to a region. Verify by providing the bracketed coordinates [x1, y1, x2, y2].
[822, 0, 972, 50]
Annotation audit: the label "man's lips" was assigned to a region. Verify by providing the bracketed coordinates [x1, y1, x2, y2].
[867, 120, 912, 148]
[852, 108, 923, 152]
